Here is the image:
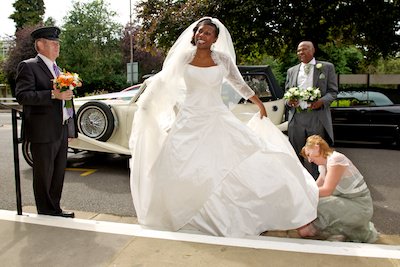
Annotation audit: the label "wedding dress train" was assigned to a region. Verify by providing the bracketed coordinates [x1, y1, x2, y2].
[129, 63, 318, 237]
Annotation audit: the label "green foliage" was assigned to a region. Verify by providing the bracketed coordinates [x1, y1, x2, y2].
[3, 0, 45, 92]
[240, 53, 287, 88]
[59, 0, 128, 94]
[0, 45, 6, 84]
[44, 17, 56, 26]
[135, 0, 399, 64]
[120, 25, 164, 80]
[9, 0, 45, 31]
[334, 0, 400, 61]
[0, 59, 7, 84]
[3, 0, 398, 96]
[318, 44, 364, 74]
[135, 0, 217, 53]
[2, 26, 38, 93]
[376, 57, 400, 74]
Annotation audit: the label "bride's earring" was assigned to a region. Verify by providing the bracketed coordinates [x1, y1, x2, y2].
[211, 43, 215, 50]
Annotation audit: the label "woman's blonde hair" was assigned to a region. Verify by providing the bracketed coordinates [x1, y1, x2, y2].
[300, 135, 334, 159]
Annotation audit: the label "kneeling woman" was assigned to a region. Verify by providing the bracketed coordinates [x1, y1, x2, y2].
[298, 135, 378, 243]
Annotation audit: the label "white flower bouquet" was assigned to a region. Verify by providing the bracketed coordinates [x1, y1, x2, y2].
[298, 87, 321, 110]
[283, 87, 302, 101]
[284, 86, 321, 111]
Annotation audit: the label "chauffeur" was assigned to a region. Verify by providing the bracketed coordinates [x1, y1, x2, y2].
[15, 26, 77, 218]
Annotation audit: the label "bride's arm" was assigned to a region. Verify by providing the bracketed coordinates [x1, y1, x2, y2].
[218, 52, 267, 118]
[249, 95, 267, 118]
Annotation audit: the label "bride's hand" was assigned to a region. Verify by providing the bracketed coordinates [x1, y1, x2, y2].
[259, 106, 267, 118]
[248, 95, 267, 118]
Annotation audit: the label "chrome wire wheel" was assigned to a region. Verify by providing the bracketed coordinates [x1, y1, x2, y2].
[77, 101, 115, 141]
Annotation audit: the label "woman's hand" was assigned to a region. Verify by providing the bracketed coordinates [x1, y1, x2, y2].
[249, 95, 267, 118]
[259, 105, 267, 118]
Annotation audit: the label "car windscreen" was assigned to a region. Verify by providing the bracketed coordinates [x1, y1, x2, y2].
[331, 91, 394, 107]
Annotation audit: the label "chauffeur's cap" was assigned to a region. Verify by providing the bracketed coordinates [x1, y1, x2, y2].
[31, 26, 61, 41]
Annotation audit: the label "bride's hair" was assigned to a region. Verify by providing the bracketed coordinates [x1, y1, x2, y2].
[190, 18, 220, 45]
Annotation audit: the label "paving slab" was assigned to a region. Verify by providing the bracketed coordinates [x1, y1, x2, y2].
[1, 209, 399, 267]
[110, 237, 400, 267]
[0, 220, 132, 267]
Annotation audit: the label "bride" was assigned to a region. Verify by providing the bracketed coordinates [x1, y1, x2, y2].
[129, 17, 318, 237]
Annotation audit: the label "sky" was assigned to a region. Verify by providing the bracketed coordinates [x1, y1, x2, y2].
[0, 0, 138, 38]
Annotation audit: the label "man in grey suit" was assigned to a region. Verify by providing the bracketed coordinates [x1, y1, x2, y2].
[285, 41, 338, 179]
[15, 26, 77, 217]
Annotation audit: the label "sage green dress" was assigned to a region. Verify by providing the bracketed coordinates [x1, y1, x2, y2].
[312, 151, 378, 243]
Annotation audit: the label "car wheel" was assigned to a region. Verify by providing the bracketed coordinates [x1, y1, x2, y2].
[77, 101, 115, 141]
[22, 140, 33, 167]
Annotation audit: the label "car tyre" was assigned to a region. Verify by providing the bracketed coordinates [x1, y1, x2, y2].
[77, 101, 115, 141]
[22, 140, 33, 167]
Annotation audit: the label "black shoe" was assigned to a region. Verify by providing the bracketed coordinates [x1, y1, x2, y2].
[38, 210, 75, 218]
[55, 211, 75, 218]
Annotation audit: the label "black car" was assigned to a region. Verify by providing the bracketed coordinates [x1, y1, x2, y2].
[330, 90, 400, 146]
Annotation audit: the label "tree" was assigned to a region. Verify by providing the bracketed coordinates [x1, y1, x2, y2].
[0, 41, 5, 84]
[4, 0, 45, 93]
[44, 17, 57, 27]
[329, 0, 400, 61]
[2, 26, 38, 94]
[0, 46, 7, 85]
[59, 0, 127, 94]
[9, 0, 45, 31]
[121, 24, 164, 80]
[134, 0, 217, 54]
[317, 44, 364, 74]
[134, 0, 399, 64]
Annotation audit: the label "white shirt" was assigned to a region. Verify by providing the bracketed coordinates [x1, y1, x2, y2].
[38, 53, 57, 78]
[38, 53, 69, 121]
[297, 57, 316, 90]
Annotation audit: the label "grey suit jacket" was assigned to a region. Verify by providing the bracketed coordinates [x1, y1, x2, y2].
[285, 60, 338, 143]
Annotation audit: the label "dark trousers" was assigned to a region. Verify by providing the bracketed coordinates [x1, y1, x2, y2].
[288, 111, 327, 180]
[31, 124, 68, 214]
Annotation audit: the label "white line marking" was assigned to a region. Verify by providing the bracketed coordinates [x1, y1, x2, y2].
[1, 209, 399, 259]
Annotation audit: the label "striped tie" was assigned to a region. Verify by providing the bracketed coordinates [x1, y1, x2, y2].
[53, 63, 60, 76]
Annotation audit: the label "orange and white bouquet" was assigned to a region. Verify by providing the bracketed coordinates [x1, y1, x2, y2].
[53, 70, 82, 108]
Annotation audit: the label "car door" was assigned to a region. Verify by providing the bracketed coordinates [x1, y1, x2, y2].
[330, 91, 372, 142]
[234, 66, 286, 127]
[364, 92, 400, 143]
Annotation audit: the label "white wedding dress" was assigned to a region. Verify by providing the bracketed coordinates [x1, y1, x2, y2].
[130, 62, 318, 237]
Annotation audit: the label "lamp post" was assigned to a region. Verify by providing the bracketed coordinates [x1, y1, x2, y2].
[129, 0, 134, 85]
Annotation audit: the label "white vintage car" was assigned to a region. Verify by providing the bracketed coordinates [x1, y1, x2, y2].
[22, 66, 288, 166]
